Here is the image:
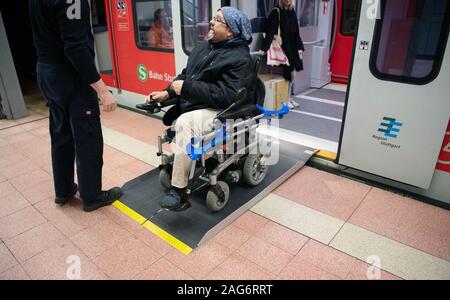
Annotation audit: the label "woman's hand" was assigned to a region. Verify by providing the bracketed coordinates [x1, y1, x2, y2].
[298, 50, 304, 60]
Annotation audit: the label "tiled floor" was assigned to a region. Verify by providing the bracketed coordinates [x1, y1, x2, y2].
[1, 103, 449, 280]
[348, 188, 450, 261]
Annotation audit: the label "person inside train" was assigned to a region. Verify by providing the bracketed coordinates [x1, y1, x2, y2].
[144, 7, 256, 210]
[147, 8, 174, 49]
[260, 0, 305, 109]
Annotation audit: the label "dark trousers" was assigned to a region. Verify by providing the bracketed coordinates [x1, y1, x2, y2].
[37, 62, 103, 204]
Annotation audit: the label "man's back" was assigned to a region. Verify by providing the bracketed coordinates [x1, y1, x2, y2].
[29, 0, 99, 84]
[29, 0, 95, 67]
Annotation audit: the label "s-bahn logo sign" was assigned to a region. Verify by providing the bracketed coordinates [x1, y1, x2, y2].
[137, 64, 148, 82]
[372, 117, 403, 149]
[137, 64, 176, 83]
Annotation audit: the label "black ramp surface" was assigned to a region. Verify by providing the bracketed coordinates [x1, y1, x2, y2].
[119, 140, 315, 249]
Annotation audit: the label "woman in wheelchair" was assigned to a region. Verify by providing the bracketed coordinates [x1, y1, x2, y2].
[137, 7, 289, 212]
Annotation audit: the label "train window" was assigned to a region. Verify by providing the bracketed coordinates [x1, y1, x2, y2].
[340, 0, 358, 36]
[297, 0, 319, 27]
[133, 0, 174, 52]
[180, 0, 211, 55]
[370, 0, 450, 85]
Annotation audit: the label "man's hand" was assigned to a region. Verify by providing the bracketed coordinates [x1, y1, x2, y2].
[171, 80, 184, 96]
[148, 91, 169, 103]
[91, 78, 117, 112]
[99, 91, 117, 112]
[298, 50, 304, 60]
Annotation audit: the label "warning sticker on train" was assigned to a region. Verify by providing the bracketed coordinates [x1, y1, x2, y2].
[436, 120, 450, 173]
[117, 1, 129, 31]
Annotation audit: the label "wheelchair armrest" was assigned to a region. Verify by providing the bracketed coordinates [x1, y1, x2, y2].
[136, 98, 179, 113]
[217, 104, 258, 122]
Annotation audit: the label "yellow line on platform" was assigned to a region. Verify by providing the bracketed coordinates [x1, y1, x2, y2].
[113, 200, 193, 255]
[315, 150, 337, 160]
[112, 201, 147, 225]
[143, 221, 193, 255]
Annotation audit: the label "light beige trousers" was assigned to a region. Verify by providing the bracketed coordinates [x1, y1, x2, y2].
[171, 108, 219, 188]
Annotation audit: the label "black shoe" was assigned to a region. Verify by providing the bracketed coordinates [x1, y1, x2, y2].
[83, 187, 123, 212]
[159, 187, 190, 211]
[55, 183, 78, 205]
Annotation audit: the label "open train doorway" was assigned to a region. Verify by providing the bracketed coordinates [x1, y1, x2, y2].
[233, 0, 356, 158]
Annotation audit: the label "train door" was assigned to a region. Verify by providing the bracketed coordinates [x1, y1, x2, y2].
[338, 0, 450, 189]
[105, 0, 177, 108]
[329, 0, 357, 83]
[91, 0, 119, 88]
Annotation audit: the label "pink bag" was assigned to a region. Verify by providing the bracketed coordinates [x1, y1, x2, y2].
[266, 8, 289, 66]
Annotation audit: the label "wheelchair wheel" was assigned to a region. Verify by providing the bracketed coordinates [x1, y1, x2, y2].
[159, 168, 172, 190]
[206, 181, 230, 212]
[242, 154, 269, 186]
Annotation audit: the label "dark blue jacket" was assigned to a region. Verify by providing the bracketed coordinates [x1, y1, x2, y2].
[29, 0, 100, 84]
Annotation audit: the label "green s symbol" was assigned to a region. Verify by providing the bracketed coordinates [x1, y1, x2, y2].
[137, 64, 148, 82]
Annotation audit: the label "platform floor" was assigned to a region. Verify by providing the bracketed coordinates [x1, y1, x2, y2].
[1, 89, 449, 280]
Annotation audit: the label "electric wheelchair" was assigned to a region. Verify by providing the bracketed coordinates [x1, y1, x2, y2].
[136, 54, 289, 212]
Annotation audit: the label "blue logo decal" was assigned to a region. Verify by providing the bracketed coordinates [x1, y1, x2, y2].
[378, 117, 403, 138]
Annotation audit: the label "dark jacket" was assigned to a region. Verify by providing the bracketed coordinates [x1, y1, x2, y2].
[163, 38, 255, 124]
[29, 0, 100, 84]
[261, 6, 305, 81]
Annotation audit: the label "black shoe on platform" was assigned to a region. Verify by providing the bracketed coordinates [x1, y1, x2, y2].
[55, 183, 78, 205]
[83, 187, 123, 212]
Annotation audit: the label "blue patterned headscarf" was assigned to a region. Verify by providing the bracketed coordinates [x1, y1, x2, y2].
[220, 7, 252, 42]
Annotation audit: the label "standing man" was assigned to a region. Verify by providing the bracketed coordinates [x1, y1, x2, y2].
[29, 0, 122, 212]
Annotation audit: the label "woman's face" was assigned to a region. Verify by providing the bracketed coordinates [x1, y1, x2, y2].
[281, 0, 293, 7]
